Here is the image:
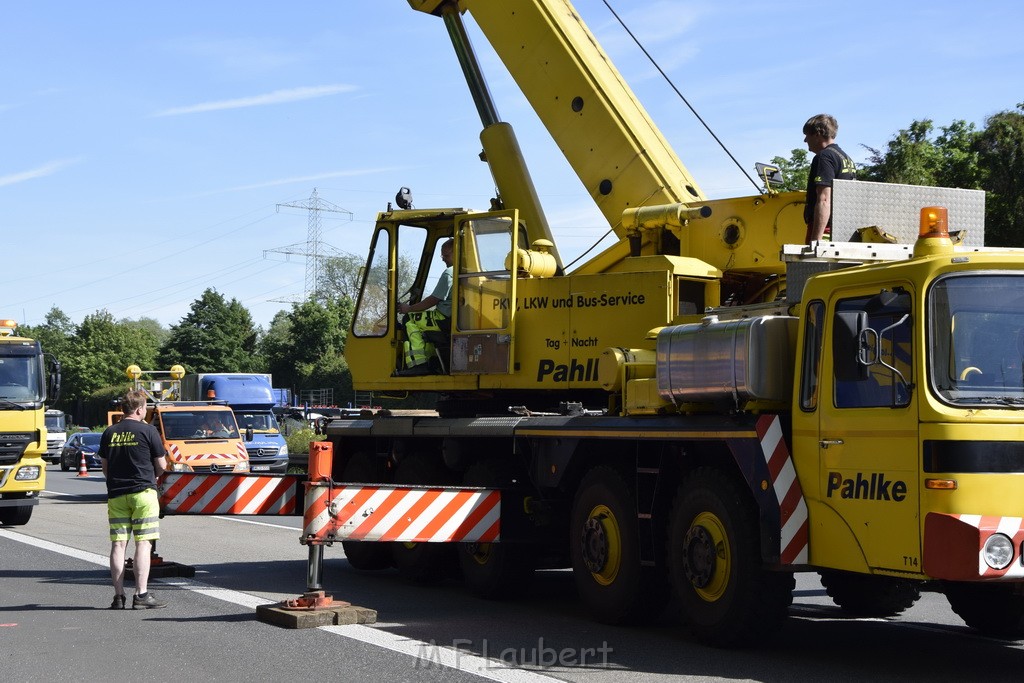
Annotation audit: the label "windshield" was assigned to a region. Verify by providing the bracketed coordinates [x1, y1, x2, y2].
[46, 412, 67, 431]
[81, 433, 102, 448]
[234, 410, 279, 433]
[0, 355, 43, 401]
[159, 410, 240, 440]
[930, 273, 1024, 406]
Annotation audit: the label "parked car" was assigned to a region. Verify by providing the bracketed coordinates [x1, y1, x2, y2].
[60, 432, 103, 471]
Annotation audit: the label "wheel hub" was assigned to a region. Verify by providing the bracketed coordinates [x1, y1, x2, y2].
[682, 524, 716, 588]
[581, 517, 608, 574]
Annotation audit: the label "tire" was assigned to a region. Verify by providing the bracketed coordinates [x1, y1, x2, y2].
[819, 570, 921, 617]
[666, 467, 793, 647]
[60, 453, 70, 472]
[339, 451, 394, 571]
[0, 504, 32, 526]
[458, 459, 534, 598]
[945, 582, 1024, 637]
[570, 464, 668, 624]
[390, 454, 457, 583]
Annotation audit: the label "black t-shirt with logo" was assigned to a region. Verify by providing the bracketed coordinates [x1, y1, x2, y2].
[99, 419, 167, 498]
[804, 143, 857, 225]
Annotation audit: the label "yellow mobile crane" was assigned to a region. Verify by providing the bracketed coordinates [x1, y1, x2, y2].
[162, 0, 1020, 647]
[330, 0, 1019, 645]
[0, 319, 61, 526]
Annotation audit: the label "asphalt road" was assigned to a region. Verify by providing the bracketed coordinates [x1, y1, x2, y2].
[3, 465, 1024, 682]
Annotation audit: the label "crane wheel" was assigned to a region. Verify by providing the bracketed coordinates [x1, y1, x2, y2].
[458, 459, 535, 598]
[945, 582, 1024, 637]
[569, 464, 668, 624]
[666, 467, 793, 647]
[819, 570, 920, 617]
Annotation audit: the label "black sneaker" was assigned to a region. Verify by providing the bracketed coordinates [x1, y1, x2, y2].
[110, 594, 126, 610]
[132, 592, 167, 609]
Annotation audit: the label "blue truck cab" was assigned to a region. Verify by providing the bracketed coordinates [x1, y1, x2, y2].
[180, 373, 289, 473]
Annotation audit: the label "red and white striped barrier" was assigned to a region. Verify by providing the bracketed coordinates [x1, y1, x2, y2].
[756, 414, 809, 565]
[159, 473, 302, 515]
[302, 484, 500, 544]
[166, 442, 248, 463]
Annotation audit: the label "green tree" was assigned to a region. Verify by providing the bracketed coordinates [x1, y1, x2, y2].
[260, 310, 296, 389]
[859, 120, 946, 185]
[61, 310, 160, 403]
[258, 297, 354, 405]
[158, 288, 261, 372]
[321, 252, 415, 336]
[19, 307, 75, 367]
[768, 148, 810, 192]
[319, 254, 367, 301]
[122, 316, 170, 348]
[858, 118, 981, 189]
[976, 104, 1024, 247]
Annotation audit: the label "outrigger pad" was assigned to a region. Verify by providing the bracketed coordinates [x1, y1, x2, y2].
[256, 602, 378, 629]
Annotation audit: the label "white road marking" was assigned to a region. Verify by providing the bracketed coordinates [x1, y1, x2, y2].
[0, 528, 563, 682]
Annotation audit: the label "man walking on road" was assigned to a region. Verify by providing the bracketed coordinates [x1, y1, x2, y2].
[99, 389, 169, 609]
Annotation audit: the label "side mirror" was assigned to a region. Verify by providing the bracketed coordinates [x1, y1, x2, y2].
[834, 310, 870, 381]
[47, 356, 62, 402]
[245, 426, 254, 442]
[755, 162, 784, 189]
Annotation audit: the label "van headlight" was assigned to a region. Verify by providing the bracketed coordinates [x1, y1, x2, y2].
[280, 444, 289, 455]
[983, 533, 1014, 570]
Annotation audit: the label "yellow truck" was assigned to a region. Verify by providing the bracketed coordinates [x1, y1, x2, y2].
[113, 366, 250, 474]
[0, 319, 61, 526]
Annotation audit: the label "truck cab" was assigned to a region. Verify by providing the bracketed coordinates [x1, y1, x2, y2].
[43, 409, 68, 464]
[790, 223, 1024, 593]
[0, 319, 60, 526]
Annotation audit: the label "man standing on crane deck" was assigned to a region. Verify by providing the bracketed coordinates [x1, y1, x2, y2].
[803, 113, 857, 243]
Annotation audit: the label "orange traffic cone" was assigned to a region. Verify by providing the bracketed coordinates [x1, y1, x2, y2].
[77, 451, 89, 477]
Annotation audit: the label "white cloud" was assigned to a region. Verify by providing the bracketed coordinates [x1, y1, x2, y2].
[152, 84, 356, 117]
[0, 158, 81, 187]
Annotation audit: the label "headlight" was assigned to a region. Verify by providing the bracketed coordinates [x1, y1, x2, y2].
[235, 461, 250, 472]
[15, 466, 41, 481]
[983, 533, 1014, 570]
[171, 462, 191, 472]
[280, 444, 289, 455]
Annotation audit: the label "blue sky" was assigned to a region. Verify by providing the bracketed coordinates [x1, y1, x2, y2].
[4, 1, 1021, 331]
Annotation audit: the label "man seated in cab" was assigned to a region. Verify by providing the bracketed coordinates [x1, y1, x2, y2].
[396, 238, 453, 376]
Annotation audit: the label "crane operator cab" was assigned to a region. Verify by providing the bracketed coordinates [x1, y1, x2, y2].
[348, 204, 557, 385]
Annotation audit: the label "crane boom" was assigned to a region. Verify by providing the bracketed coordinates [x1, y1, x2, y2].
[411, 0, 706, 240]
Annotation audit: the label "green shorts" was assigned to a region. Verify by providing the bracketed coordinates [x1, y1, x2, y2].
[107, 489, 160, 542]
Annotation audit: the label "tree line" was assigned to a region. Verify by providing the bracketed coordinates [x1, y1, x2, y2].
[21, 288, 356, 428]
[771, 103, 1024, 245]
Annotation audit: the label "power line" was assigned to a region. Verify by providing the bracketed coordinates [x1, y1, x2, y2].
[267, 188, 353, 303]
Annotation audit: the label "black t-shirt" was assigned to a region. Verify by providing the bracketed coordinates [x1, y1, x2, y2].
[99, 418, 167, 498]
[804, 143, 857, 225]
